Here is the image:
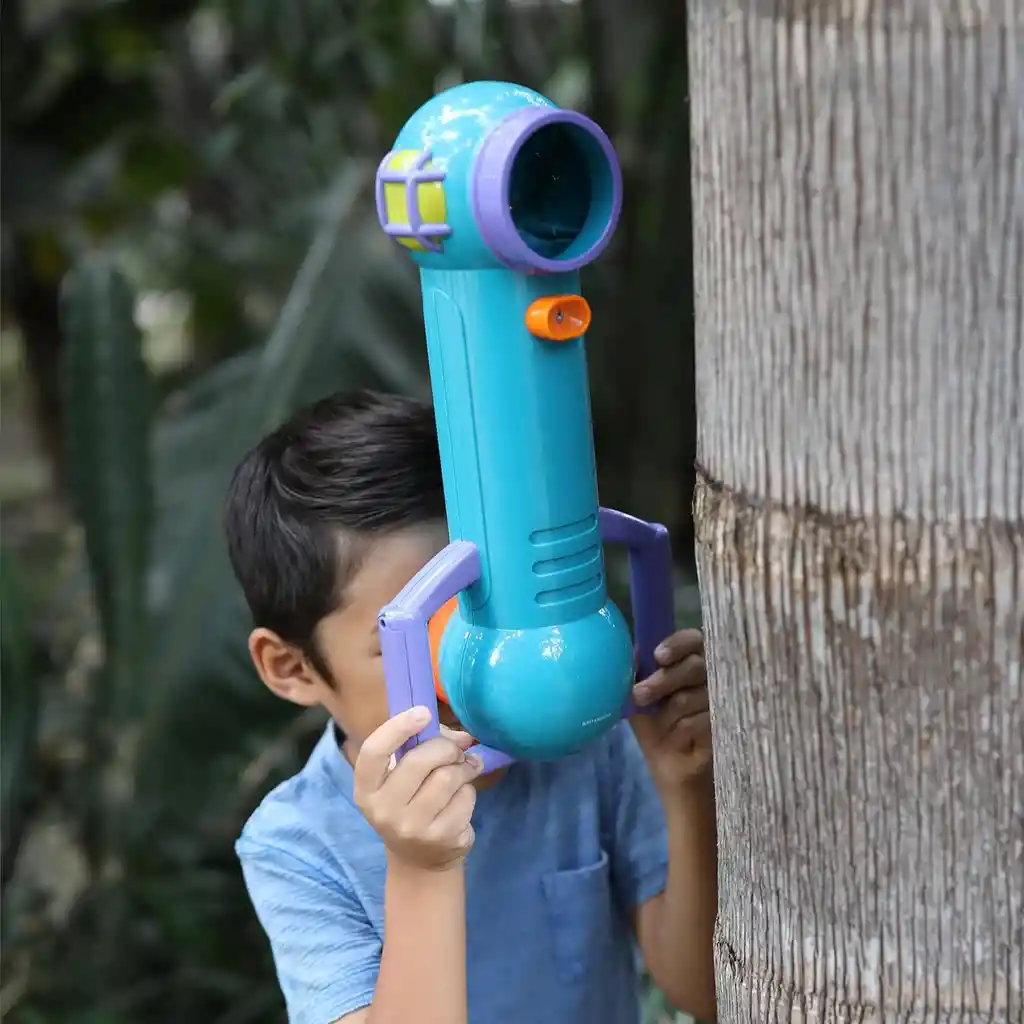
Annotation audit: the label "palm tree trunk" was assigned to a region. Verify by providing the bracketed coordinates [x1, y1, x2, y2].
[688, 2, 1023, 1019]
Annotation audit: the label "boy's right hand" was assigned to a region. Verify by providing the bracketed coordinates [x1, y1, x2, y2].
[353, 706, 482, 872]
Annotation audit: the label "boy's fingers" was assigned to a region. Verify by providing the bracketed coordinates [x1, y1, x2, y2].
[413, 758, 481, 818]
[354, 706, 432, 794]
[633, 655, 706, 706]
[428, 783, 477, 845]
[653, 628, 704, 667]
[664, 687, 710, 722]
[666, 710, 712, 752]
[439, 725, 476, 751]
[382, 736, 471, 806]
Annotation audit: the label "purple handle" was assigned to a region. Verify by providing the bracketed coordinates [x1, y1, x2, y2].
[379, 541, 513, 774]
[598, 508, 676, 717]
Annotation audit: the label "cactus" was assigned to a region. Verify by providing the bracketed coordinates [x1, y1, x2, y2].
[0, 546, 44, 890]
[60, 256, 154, 713]
[58, 254, 155, 979]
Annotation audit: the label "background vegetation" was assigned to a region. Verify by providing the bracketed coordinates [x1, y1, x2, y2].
[1, 0, 699, 1020]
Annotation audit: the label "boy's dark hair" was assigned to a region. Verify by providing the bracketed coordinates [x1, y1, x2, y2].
[223, 390, 445, 678]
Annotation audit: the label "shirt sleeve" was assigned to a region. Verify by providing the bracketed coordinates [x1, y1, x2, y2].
[237, 838, 380, 1023]
[599, 723, 670, 913]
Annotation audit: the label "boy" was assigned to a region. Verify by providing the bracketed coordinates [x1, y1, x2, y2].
[224, 390, 717, 1024]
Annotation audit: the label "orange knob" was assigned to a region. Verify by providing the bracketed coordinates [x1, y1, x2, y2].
[427, 595, 459, 702]
[525, 294, 592, 342]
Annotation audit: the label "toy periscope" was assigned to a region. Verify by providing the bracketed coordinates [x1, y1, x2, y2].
[375, 81, 676, 773]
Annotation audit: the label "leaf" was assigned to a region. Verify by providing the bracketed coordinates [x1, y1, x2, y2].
[129, 179, 440, 833]
[130, 165, 373, 822]
[120, 130, 195, 197]
[59, 255, 154, 713]
[339, 253, 430, 398]
[0, 547, 44, 889]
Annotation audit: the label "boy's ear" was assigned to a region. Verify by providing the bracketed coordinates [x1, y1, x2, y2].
[249, 628, 325, 707]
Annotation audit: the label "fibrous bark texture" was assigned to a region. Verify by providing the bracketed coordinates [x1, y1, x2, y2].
[688, 1, 1023, 1021]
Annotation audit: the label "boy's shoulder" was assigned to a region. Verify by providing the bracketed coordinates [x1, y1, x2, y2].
[236, 722, 371, 871]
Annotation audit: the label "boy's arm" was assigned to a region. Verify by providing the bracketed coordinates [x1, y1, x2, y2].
[237, 835, 466, 1024]
[633, 776, 717, 1022]
[239, 840, 468, 1024]
[237, 840, 382, 1022]
[346, 709, 479, 1024]
[354, 860, 466, 1024]
[240, 710, 477, 1024]
[601, 724, 717, 1022]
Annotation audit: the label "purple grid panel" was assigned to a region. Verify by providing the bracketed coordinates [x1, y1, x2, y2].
[374, 149, 452, 253]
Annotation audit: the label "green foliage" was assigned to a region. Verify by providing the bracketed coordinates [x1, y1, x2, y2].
[60, 257, 154, 708]
[2, 1, 700, 1020]
[7, 179, 433, 1016]
[0, 548, 45, 892]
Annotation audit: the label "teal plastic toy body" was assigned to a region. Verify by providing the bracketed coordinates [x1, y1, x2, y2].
[376, 82, 675, 768]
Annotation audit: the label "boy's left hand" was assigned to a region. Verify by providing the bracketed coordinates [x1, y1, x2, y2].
[629, 629, 712, 791]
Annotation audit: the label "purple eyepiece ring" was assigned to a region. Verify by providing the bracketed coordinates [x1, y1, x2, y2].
[471, 107, 623, 274]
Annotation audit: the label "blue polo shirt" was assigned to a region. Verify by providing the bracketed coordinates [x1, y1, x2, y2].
[236, 721, 669, 1023]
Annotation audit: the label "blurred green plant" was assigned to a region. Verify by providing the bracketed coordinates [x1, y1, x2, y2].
[3, 0, 696, 549]
[60, 257, 154, 874]
[0, 547, 47, 893]
[2, 1, 699, 1020]
[9, 181, 418, 1019]
[5, 235, 697, 1022]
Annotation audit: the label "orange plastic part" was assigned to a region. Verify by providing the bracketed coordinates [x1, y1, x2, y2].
[524, 294, 592, 342]
[427, 595, 459, 702]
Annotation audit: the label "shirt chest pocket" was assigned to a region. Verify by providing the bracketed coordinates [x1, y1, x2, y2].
[540, 849, 620, 985]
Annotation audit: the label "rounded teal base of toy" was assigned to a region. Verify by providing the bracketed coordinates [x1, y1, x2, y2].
[438, 602, 635, 760]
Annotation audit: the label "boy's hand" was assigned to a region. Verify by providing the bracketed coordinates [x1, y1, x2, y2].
[630, 629, 713, 791]
[353, 707, 483, 872]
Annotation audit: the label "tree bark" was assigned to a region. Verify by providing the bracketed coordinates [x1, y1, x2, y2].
[688, 2, 1023, 1021]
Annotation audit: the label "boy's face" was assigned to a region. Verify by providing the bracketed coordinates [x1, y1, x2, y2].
[315, 522, 458, 749]
[249, 522, 459, 755]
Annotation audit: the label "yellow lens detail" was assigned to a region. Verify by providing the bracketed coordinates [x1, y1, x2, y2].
[383, 150, 448, 251]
